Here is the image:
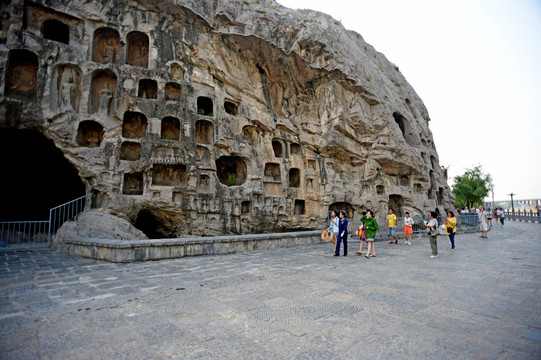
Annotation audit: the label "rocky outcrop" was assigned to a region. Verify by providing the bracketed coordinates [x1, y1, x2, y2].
[0, 0, 452, 238]
[53, 210, 148, 249]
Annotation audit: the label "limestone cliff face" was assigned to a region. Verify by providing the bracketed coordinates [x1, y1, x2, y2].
[0, 0, 452, 237]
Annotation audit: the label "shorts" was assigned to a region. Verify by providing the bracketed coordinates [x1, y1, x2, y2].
[331, 229, 338, 234]
[366, 238, 375, 242]
[480, 222, 488, 231]
[388, 227, 396, 236]
[404, 226, 413, 235]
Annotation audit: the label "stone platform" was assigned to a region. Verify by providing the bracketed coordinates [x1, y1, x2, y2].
[1, 221, 540, 359]
[60, 231, 324, 262]
[59, 228, 478, 263]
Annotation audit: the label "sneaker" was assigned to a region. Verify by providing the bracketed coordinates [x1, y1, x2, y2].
[430, 255, 439, 258]
[451, 247, 455, 250]
[406, 242, 411, 245]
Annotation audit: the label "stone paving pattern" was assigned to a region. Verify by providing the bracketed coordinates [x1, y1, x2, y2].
[1, 222, 540, 359]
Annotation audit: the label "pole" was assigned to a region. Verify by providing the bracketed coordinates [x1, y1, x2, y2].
[492, 188, 495, 212]
[508, 193, 515, 220]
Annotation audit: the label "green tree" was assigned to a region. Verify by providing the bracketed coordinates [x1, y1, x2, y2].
[452, 165, 493, 208]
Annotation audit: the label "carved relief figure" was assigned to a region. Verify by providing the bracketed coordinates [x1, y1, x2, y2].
[90, 70, 116, 114]
[59, 69, 75, 110]
[364, 159, 381, 181]
[102, 38, 117, 64]
[170, 63, 183, 80]
[93, 28, 120, 64]
[98, 82, 113, 114]
[127, 32, 149, 68]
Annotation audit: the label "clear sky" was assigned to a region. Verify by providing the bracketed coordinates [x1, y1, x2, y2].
[277, 0, 541, 202]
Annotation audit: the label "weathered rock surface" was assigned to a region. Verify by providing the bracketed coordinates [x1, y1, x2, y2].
[53, 210, 148, 249]
[0, 0, 452, 238]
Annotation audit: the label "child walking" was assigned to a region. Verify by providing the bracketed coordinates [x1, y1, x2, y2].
[364, 210, 379, 258]
[403, 211, 414, 245]
[356, 211, 367, 256]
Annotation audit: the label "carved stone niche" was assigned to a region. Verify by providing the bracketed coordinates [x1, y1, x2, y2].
[224, 100, 238, 115]
[77, 120, 103, 147]
[170, 63, 183, 80]
[152, 164, 187, 187]
[400, 175, 410, 187]
[272, 139, 284, 158]
[438, 187, 444, 205]
[195, 120, 213, 144]
[195, 145, 211, 164]
[264, 163, 281, 181]
[4, 49, 39, 101]
[123, 172, 143, 195]
[307, 159, 317, 174]
[376, 184, 385, 195]
[430, 155, 437, 170]
[294, 199, 306, 215]
[120, 141, 141, 161]
[289, 168, 301, 188]
[290, 143, 301, 156]
[215, 156, 247, 186]
[161, 116, 180, 140]
[164, 82, 181, 101]
[122, 111, 148, 139]
[0, 1, 11, 32]
[93, 27, 120, 64]
[242, 125, 258, 147]
[126, 31, 149, 68]
[89, 69, 116, 115]
[306, 178, 314, 191]
[241, 201, 251, 214]
[138, 79, 157, 99]
[43, 19, 69, 44]
[51, 64, 82, 111]
[388, 194, 403, 216]
[197, 96, 213, 116]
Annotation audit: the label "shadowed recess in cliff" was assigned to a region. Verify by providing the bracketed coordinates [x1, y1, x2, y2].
[0, 129, 85, 221]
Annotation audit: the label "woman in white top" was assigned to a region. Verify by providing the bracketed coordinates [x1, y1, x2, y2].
[327, 211, 339, 253]
[424, 211, 439, 258]
[403, 211, 414, 245]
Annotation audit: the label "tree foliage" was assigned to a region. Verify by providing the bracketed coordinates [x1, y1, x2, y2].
[452, 165, 493, 208]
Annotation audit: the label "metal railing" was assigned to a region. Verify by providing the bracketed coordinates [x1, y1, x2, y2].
[328, 213, 480, 239]
[0, 193, 91, 249]
[504, 210, 541, 223]
[0, 221, 50, 249]
[48, 194, 92, 242]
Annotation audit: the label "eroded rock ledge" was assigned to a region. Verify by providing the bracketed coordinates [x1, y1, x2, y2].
[0, 0, 452, 238]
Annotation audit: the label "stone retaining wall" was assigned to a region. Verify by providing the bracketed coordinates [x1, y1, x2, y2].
[62, 231, 325, 262]
[61, 227, 482, 263]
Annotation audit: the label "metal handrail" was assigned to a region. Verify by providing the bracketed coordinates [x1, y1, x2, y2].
[0, 193, 91, 249]
[48, 193, 92, 244]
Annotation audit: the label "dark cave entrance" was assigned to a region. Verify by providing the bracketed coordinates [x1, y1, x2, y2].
[0, 129, 86, 221]
[134, 209, 175, 239]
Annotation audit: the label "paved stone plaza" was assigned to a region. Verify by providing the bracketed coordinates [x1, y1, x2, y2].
[1, 221, 540, 359]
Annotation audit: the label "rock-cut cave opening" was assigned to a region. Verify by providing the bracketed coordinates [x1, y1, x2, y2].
[0, 129, 86, 221]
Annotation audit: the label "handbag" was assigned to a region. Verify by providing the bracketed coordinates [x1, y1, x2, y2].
[357, 225, 364, 236]
[446, 227, 453, 234]
[321, 229, 329, 240]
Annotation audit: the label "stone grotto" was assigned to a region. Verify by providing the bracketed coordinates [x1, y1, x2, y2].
[0, 0, 453, 238]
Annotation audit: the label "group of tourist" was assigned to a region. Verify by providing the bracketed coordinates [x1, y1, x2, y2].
[326, 207, 468, 259]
